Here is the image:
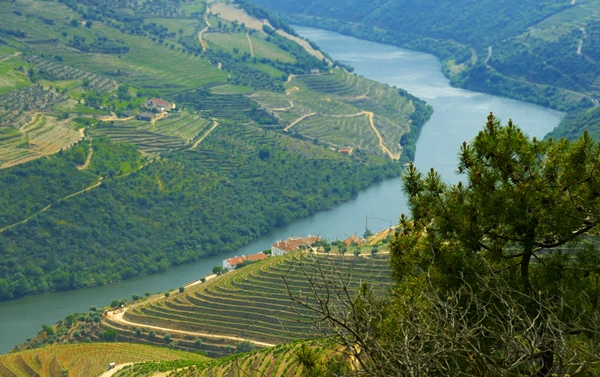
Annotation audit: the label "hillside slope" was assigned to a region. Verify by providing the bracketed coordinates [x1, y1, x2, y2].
[0, 343, 209, 377]
[0, 0, 430, 300]
[250, 0, 600, 137]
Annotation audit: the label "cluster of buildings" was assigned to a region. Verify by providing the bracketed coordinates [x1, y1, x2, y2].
[222, 234, 363, 270]
[136, 97, 174, 121]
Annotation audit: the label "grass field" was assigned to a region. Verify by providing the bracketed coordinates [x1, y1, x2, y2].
[181, 2, 206, 14]
[0, 56, 31, 95]
[0, 343, 209, 377]
[250, 35, 296, 63]
[145, 17, 200, 37]
[210, 84, 253, 94]
[249, 62, 287, 78]
[205, 32, 296, 63]
[205, 32, 252, 55]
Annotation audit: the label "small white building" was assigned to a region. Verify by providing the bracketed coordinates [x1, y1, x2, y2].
[143, 98, 173, 112]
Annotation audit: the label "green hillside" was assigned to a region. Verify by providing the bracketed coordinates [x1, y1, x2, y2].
[0, 0, 429, 301]
[250, 0, 600, 138]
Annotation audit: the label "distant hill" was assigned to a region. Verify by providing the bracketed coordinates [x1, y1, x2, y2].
[250, 0, 600, 138]
[0, 0, 429, 301]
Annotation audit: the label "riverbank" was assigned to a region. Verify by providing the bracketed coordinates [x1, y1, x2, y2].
[0, 26, 563, 355]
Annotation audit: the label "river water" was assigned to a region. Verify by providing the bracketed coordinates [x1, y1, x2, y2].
[0, 27, 564, 354]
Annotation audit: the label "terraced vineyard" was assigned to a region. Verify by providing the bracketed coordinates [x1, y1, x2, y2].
[205, 32, 253, 56]
[0, 114, 81, 169]
[295, 74, 362, 97]
[102, 252, 393, 357]
[89, 113, 211, 153]
[113, 342, 314, 377]
[0, 343, 209, 377]
[91, 125, 185, 154]
[250, 71, 414, 158]
[205, 32, 295, 63]
[0, 85, 69, 128]
[27, 56, 118, 92]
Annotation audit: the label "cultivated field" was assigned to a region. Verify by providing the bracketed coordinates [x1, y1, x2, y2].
[0, 53, 31, 95]
[528, 1, 600, 41]
[91, 113, 210, 154]
[205, 32, 296, 63]
[0, 343, 208, 377]
[27, 57, 118, 92]
[0, 114, 81, 169]
[250, 71, 412, 158]
[112, 342, 314, 377]
[101, 252, 393, 357]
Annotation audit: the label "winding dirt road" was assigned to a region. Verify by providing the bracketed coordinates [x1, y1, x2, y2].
[246, 32, 255, 58]
[77, 139, 93, 170]
[270, 100, 294, 111]
[198, 5, 211, 51]
[106, 309, 276, 348]
[283, 113, 316, 131]
[362, 111, 399, 160]
[190, 120, 219, 149]
[0, 178, 103, 234]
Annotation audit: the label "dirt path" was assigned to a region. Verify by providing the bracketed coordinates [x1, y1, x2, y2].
[485, 46, 493, 64]
[285, 86, 299, 95]
[77, 139, 93, 170]
[190, 120, 219, 149]
[577, 40, 583, 55]
[151, 113, 166, 125]
[107, 309, 276, 348]
[0, 178, 103, 234]
[97, 363, 134, 377]
[246, 32, 254, 58]
[283, 113, 316, 131]
[271, 100, 294, 111]
[101, 113, 135, 122]
[198, 6, 211, 51]
[0, 52, 21, 63]
[361, 111, 398, 160]
[286, 75, 296, 83]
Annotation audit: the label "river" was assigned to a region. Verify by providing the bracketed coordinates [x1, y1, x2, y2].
[0, 27, 564, 354]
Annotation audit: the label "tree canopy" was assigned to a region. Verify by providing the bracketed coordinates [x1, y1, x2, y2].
[398, 113, 600, 293]
[292, 115, 600, 376]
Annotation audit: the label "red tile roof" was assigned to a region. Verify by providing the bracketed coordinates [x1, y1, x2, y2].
[147, 98, 171, 108]
[343, 235, 363, 247]
[226, 253, 268, 267]
[272, 236, 320, 253]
